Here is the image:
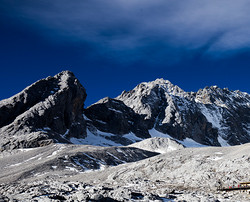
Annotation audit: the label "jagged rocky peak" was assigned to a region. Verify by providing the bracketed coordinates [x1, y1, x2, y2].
[0, 71, 87, 151]
[120, 78, 187, 99]
[192, 86, 250, 146]
[147, 78, 186, 96]
[195, 85, 250, 107]
[194, 86, 231, 105]
[117, 78, 187, 121]
[115, 78, 250, 146]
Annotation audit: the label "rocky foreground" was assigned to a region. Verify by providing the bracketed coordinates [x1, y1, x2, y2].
[0, 141, 249, 201]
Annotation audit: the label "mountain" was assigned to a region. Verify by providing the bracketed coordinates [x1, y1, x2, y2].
[0, 71, 87, 151]
[0, 71, 250, 151]
[85, 78, 250, 147]
[0, 71, 250, 201]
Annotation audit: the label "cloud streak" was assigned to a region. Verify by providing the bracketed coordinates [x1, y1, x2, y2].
[2, 0, 250, 63]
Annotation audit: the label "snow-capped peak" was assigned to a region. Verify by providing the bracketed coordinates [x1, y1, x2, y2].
[135, 78, 186, 97]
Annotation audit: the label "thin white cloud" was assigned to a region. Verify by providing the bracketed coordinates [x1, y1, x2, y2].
[3, 0, 250, 60]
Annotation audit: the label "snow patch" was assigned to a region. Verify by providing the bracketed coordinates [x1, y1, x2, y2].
[123, 132, 143, 143]
[179, 138, 207, 148]
[18, 148, 36, 152]
[37, 127, 51, 133]
[208, 156, 223, 161]
[116, 148, 124, 153]
[9, 162, 23, 167]
[108, 108, 123, 113]
[95, 119, 107, 124]
[217, 135, 230, 147]
[149, 128, 205, 148]
[129, 136, 184, 154]
[65, 166, 79, 172]
[82, 114, 91, 121]
[149, 128, 172, 138]
[46, 145, 65, 158]
[70, 129, 122, 147]
[106, 152, 126, 163]
[200, 105, 222, 129]
[73, 159, 89, 170]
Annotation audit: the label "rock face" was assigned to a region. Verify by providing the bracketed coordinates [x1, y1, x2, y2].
[0, 72, 249, 149]
[116, 79, 250, 146]
[0, 71, 87, 150]
[84, 97, 150, 139]
[1, 71, 249, 201]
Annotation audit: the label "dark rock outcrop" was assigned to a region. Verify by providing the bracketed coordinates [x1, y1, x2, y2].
[84, 97, 150, 141]
[0, 71, 87, 150]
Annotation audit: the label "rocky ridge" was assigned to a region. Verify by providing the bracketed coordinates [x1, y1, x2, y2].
[0, 71, 250, 201]
[115, 78, 250, 146]
[0, 71, 87, 151]
[1, 71, 249, 150]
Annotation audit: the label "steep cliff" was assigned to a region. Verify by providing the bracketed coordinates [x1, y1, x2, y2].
[0, 71, 87, 150]
[115, 79, 250, 146]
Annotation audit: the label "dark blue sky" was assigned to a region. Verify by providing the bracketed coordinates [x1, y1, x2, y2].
[1, 0, 250, 107]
